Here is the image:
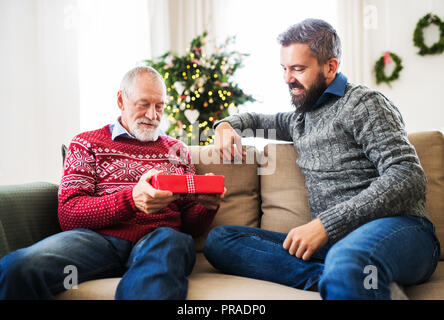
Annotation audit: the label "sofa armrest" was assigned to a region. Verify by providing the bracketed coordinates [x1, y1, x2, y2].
[0, 182, 61, 258]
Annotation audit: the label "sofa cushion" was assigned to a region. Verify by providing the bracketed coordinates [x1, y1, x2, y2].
[259, 144, 311, 233]
[189, 146, 261, 251]
[186, 254, 321, 300]
[0, 182, 61, 258]
[54, 252, 411, 300]
[408, 131, 444, 260]
[55, 277, 119, 300]
[55, 253, 321, 300]
[404, 261, 444, 299]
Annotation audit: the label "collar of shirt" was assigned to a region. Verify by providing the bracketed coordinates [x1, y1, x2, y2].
[315, 72, 348, 108]
[109, 117, 160, 141]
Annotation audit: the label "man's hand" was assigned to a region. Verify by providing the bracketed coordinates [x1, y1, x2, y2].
[196, 173, 227, 210]
[282, 219, 329, 261]
[214, 122, 246, 161]
[132, 169, 179, 214]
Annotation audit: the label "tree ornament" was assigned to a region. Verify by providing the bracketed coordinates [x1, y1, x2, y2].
[413, 13, 444, 56]
[373, 51, 403, 87]
[184, 109, 200, 124]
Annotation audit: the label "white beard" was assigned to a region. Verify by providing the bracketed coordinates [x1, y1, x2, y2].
[129, 118, 160, 142]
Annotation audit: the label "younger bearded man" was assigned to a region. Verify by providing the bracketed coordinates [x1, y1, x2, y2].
[204, 19, 440, 299]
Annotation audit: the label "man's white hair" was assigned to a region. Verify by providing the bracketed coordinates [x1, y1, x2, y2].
[119, 66, 166, 98]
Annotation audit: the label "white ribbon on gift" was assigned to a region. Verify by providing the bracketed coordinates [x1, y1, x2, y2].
[185, 174, 196, 194]
[175, 168, 196, 193]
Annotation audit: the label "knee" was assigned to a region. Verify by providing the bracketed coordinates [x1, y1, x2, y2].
[204, 225, 234, 254]
[322, 245, 359, 276]
[0, 249, 43, 281]
[205, 225, 224, 246]
[318, 243, 383, 299]
[150, 227, 194, 252]
[203, 225, 243, 262]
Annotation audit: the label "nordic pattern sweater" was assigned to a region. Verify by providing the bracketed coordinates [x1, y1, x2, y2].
[58, 125, 217, 242]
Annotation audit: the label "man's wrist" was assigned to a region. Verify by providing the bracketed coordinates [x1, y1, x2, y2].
[213, 120, 232, 131]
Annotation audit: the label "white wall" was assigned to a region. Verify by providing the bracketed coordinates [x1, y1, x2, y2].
[354, 0, 444, 133]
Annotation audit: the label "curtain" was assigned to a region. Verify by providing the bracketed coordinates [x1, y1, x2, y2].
[148, 0, 171, 58]
[0, 0, 80, 185]
[336, 0, 368, 85]
[165, 0, 224, 55]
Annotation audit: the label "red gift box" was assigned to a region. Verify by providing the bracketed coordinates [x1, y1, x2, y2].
[150, 174, 225, 194]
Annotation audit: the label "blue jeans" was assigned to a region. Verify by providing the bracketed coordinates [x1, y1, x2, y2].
[0, 227, 195, 300]
[204, 216, 440, 299]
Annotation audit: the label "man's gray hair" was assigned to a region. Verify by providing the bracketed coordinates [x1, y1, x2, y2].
[277, 18, 342, 66]
[120, 66, 166, 98]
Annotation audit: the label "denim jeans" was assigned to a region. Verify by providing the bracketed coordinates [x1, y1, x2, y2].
[0, 227, 195, 300]
[204, 216, 440, 299]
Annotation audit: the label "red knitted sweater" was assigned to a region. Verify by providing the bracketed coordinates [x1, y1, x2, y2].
[58, 125, 218, 243]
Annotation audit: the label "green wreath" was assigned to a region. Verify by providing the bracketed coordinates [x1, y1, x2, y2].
[413, 13, 444, 56]
[373, 52, 403, 86]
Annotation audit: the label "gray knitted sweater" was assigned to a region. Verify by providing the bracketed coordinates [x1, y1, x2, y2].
[216, 83, 430, 243]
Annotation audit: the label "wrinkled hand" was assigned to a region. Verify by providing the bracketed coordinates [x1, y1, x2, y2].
[282, 219, 329, 261]
[132, 169, 179, 214]
[214, 122, 246, 162]
[196, 173, 227, 210]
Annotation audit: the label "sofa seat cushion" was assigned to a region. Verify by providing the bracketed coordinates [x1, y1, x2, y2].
[53, 253, 414, 300]
[404, 261, 444, 299]
[55, 253, 320, 300]
[187, 254, 321, 300]
[186, 272, 320, 300]
[55, 277, 120, 300]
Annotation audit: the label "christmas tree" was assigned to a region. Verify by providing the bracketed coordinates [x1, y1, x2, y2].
[144, 31, 255, 145]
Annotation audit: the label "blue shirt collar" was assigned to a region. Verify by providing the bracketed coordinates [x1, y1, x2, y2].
[315, 72, 348, 107]
[110, 117, 163, 141]
[110, 117, 136, 141]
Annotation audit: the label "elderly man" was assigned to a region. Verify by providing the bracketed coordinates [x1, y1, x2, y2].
[204, 19, 440, 299]
[0, 66, 224, 300]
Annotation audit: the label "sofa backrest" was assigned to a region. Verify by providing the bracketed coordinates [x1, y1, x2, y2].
[190, 145, 261, 251]
[260, 131, 444, 260]
[409, 131, 444, 259]
[260, 143, 311, 233]
[0, 182, 61, 258]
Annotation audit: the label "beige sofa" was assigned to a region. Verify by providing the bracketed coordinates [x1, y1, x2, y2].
[52, 131, 444, 300]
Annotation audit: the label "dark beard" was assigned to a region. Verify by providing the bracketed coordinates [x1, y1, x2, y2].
[289, 72, 328, 114]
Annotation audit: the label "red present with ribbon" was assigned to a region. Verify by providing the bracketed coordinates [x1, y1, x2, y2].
[151, 174, 225, 194]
